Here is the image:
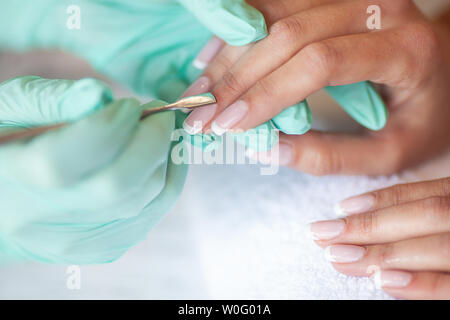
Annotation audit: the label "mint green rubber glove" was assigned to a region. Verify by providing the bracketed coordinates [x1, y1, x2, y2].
[0, 0, 267, 101]
[0, 0, 386, 150]
[0, 76, 186, 264]
[0, 0, 276, 151]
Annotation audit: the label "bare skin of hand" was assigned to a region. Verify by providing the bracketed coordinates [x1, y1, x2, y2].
[183, 0, 450, 175]
[308, 177, 450, 299]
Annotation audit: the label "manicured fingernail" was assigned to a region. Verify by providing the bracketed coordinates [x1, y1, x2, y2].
[211, 100, 248, 136]
[373, 270, 412, 289]
[181, 76, 211, 98]
[183, 104, 218, 135]
[245, 143, 293, 166]
[335, 194, 375, 217]
[193, 37, 224, 70]
[324, 245, 366, 263]
[306, 219, 346, 240]
[277, 143, 293, 166]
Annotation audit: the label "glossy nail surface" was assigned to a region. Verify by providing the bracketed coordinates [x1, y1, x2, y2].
[183, 104, 218, 135]
[181, 76, 211, 98]
[277, 143, 293, 166]
[307, 219, 346, 240]
[335, 194, 375, 217]
[211, 100, 248, 136]
[325, 245, 366, 263]
[246, 142, 293, 166]
[193, 37, 224, 70]
[373, 270, 413, 289]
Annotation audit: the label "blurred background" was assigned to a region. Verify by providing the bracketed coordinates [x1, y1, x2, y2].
[0, 0, 449, 299]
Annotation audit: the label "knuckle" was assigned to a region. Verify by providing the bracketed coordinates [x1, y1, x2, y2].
[221, 70, 245, 96]
[389, 184, 408, 206]
[409, 23, 440, 57]
[438, 177, 450, 196]
[374, 181, 409, 208]
[403, 22, 441, 83]
[350, 212, 378, 237]
[302, 42, 337, 85]
[378, 243, 396, 266]
[269, 16, 305, 43]
[421, 197, 450, 219]
[430, 273, 448, 299]
[254, 78, 277, 101]
[211, 54, 234, 76]
[437, 234, 450, 259]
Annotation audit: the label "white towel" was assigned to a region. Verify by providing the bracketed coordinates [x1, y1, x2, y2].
[184, 165, 399, 299]
[184, 145, 450, 299]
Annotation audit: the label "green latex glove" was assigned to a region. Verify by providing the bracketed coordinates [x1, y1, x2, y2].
[0, 0, 267, 102]
[325, 82, 388, 131]
[0, 76, 187, 264]
[0, 0, 386, 152]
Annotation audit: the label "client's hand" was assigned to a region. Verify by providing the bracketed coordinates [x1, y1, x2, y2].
[185, 0, 450, 175]
[308, 177, 450, 299]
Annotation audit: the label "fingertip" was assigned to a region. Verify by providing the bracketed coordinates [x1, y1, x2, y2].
[324, 246, 336, 262]
[193, 37, 225, 70]
[304, 222, 319, 241]
[373, 270, 413, 289]
[183, 120, 202, 135]
[211, 121, 227, 136]
[372, 270, 383, 290]
[193, 60, 208, 70]
[334, 202, 347, 217]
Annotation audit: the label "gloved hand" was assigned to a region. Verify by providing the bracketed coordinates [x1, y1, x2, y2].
[0, 0, 386, 153]
[0, 0, 267, 102]
[0, 76, 186, 264]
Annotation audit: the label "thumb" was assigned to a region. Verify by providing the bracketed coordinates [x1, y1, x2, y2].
[179, 0, 268, 46]
[278, 130, 401, 175]
[0, 77, 141, 189]
[0, 76, 112, 127]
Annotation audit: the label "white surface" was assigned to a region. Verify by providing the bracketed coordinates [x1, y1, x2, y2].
[184, 151, 450, 299]
[1, 0, 450, 299]
[185, 165, 398, 300]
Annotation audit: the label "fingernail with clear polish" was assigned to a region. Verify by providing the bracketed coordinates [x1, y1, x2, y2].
[211, 100, 248, 136]
[335, 194, 375, 217]
[183, 103, 218, 135]
[181, 76, 211, 99]
[193, 37, 224, 70]
[373, 270, 412, 289]
[278, 143, 294, 166]
[324, 245, 366, 263]
[245, 143, 293, 166]
[306, 219, 346, 240]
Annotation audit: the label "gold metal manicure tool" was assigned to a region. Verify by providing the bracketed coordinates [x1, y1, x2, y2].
[0, 93, 216, 146]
